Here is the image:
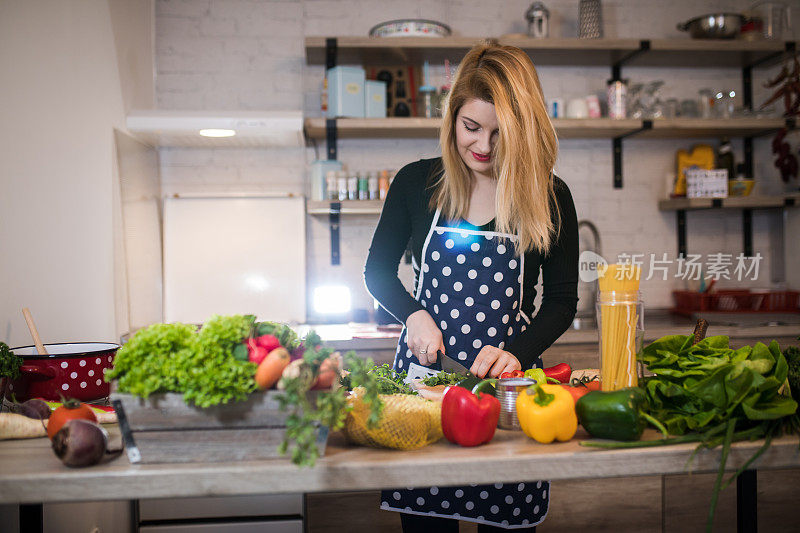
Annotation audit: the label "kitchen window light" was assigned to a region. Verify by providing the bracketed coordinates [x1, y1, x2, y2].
[313, 285, 352, 315]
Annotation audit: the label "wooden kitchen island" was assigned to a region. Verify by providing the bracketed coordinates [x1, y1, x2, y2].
[0, 427, 798, 503]
[1, 425, 799, 532]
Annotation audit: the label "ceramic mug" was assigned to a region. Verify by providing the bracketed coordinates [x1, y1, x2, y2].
[586, 95, 602, 118]
[567, 98, 589, 119]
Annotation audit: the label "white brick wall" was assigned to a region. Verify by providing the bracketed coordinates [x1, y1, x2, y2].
[155, 0, 798, 322]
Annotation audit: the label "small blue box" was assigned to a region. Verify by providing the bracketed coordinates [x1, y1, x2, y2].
[327, 66, 365, 118]
[365, 80, 387, 118]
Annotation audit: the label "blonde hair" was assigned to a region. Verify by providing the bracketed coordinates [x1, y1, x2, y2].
[431, 40, 559, 255]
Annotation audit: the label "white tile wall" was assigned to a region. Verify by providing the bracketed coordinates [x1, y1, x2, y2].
[154, 0, 799, 322]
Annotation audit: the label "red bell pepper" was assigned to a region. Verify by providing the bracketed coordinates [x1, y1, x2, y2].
[441, 384, 500, 447]
[500, 370, 524, 379]
[543, 363, 572, 384]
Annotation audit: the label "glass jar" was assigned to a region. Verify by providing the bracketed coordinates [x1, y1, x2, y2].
[699, 89, 714, 118]
[418, 86, 437, 119]
[596, 289, 644, 391]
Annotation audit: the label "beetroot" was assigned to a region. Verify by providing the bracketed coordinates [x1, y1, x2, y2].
[51, 419, 108, 467]
[9, 398, 51, 420]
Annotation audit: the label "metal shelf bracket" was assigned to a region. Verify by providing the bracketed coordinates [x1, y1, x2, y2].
[613, 120, 652, 188]
[611, 40, 650, 80]
[329, 201, 341, 265]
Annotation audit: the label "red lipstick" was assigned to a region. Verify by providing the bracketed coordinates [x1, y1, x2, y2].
[471, 151, 490, 162]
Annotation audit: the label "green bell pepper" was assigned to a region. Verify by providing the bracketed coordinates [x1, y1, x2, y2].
[456, 376, 496, 397]
[575, 387, 667, 441]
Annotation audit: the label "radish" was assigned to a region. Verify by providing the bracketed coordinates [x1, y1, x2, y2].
[247, 338, 269, 365]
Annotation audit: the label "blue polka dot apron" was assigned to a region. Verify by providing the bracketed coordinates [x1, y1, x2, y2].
[381, 209, 549, 529]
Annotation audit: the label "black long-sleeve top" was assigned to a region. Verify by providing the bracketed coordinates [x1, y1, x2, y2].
[363, 157, 579, 368]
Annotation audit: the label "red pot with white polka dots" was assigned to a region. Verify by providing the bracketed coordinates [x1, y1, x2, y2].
[6, 343, 119, 402]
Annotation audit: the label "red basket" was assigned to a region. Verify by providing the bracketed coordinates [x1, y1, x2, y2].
[672, 290, 800, 315]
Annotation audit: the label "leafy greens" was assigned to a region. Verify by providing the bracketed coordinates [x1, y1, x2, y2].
[106, 315, 257, 407]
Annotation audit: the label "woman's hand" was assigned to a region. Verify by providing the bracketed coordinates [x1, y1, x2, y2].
[470, 346, 522, 378]
[405, 310, 445, 366]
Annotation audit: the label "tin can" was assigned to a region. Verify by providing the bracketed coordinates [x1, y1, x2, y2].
[326, 171, 338, 200]
[378, 170, 390, 200]
[496, 377, 536, 430]
[358, 173, 369, 200]
[347, 173, 358, 201]
[337, 171, 348, 201]
[607, 79, 627, 119]
[368, 172, 379, 200]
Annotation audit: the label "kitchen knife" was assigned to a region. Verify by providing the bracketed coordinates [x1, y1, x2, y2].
[436, 350, 476, 378]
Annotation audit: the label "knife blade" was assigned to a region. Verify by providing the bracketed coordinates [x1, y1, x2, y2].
[436, 350, 476, 378]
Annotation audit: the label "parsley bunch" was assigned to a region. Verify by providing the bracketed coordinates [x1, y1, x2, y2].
[0, 342, 22, 380]
[276, 338, 384, 467]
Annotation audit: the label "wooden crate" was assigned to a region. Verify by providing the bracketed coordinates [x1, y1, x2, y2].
[111, 392, 328, 464]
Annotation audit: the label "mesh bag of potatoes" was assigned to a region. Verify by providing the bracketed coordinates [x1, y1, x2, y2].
[343, 387, 443, 450]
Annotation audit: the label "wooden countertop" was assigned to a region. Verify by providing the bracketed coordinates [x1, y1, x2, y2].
[308, 315, 800, 352]
[1, 427, 798, 505]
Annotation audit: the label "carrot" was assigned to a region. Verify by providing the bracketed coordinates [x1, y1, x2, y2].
[255, 347, 291, 390]
[0, 413, 48, 440]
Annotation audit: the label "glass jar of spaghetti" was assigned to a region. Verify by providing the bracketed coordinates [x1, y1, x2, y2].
[595, 264, 644, 391]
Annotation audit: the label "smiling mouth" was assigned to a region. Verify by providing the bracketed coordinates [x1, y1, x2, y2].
[471, 151, 490, 162]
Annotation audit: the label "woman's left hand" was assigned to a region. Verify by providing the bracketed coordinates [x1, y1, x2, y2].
[469, 346, 522, 378]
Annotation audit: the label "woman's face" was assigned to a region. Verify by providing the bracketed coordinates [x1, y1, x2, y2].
[455, 98, 499, 180]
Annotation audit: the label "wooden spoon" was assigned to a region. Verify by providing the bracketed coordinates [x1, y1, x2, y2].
[21, 308, 48, 355]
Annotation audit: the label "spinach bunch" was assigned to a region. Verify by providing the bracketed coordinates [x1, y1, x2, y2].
[640, 335, 797, 435]
[587, 333, 799, 533]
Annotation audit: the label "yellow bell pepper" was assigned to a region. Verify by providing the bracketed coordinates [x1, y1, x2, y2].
[515, 383, 578, 444]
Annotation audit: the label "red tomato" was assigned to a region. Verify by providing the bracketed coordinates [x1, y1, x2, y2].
[47, 400, 97, 440]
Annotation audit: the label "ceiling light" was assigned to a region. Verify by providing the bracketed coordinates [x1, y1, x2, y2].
[199, 128, 236, 138]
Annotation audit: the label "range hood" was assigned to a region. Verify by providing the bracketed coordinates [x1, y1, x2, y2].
[126, 110, 303, 148]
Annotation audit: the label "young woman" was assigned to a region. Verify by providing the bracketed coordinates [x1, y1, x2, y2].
[364, 41, 579, 531]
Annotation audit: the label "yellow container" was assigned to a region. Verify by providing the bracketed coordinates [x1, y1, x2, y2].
[675, 145, 714, 196]
[728, 179, 755, 197]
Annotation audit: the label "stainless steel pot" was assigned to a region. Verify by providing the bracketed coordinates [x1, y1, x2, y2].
[677, 13, 745, 39]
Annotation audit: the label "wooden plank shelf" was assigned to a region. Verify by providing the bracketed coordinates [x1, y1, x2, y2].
[304, 117, 440, 139]
[658, 194, 800, 211]
[307, 200, 383, 215]
[641, 118, 786, 139]
[305, 117, 787, 141]
[634, 39, 792, 69]
[305, 37, 794, 69]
